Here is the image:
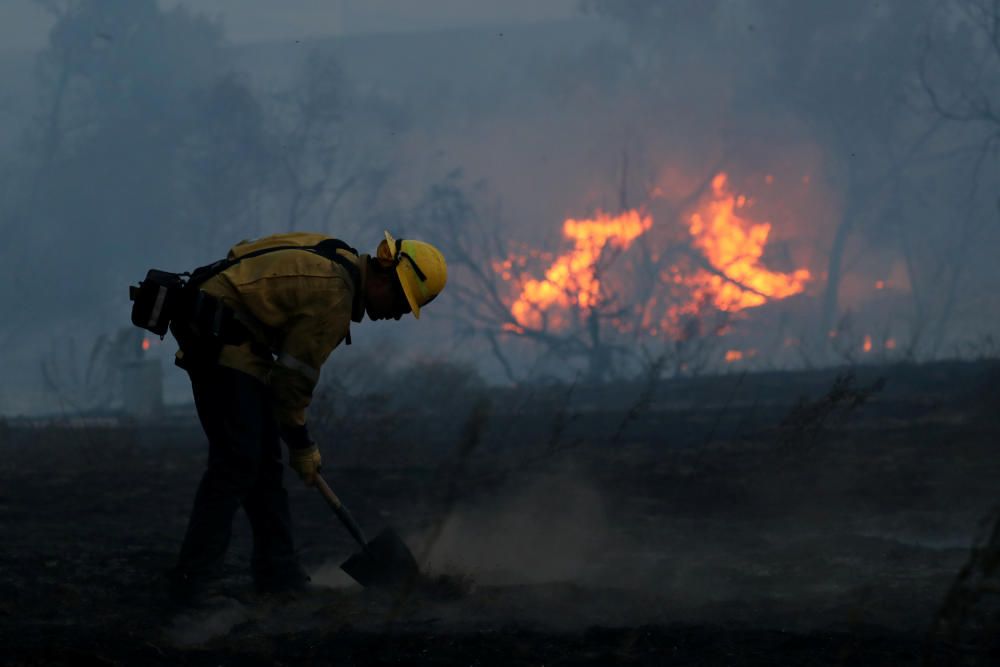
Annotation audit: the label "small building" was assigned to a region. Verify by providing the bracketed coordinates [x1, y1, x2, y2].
[116, 327, 163, 420]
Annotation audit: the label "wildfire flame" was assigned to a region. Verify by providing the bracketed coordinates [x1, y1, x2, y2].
[682, 173, 811, 312]
[141, 339, 151, 352]
[725, 348, 757, 363]
[499, 171, 811, 339]
[507, 209, 652, 330]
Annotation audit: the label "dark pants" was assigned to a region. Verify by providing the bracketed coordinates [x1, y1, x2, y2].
[174, 364, 304, 587]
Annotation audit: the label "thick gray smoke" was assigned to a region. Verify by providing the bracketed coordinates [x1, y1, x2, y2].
[1, 1, 998, 416]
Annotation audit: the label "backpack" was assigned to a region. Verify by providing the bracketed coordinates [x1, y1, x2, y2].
[130, 239, 361, 345]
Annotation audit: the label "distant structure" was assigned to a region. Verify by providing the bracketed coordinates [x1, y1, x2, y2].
[116, 327, 163, 420]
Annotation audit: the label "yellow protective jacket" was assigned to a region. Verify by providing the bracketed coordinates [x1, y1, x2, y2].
[181, 232, 368, 430]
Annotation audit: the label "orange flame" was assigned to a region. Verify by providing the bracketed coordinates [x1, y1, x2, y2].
[684, 173, 810, 312]
[141, 339, 151, 352]
[498, 171, 812, 341]
[725, 348, 757, 363]
[509, 209, 652, 329]
[863, 335, 873, 353]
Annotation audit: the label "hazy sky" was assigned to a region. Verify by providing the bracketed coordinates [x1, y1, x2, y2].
[0, 0, 580, 52]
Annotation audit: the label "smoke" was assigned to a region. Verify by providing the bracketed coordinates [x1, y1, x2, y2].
[417, 470, 610, 586]
[163, 597, 251, 646]
[303, 465, 795, 630]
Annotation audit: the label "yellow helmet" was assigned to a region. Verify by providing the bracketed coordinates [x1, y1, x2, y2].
[377, 231, 447, 318]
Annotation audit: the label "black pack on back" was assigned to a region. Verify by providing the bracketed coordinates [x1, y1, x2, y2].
[129, 239, 361, 341]
[129, 269, 189, 337]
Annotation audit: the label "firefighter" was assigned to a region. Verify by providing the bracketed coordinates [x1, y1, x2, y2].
[166, 230, 446, 604]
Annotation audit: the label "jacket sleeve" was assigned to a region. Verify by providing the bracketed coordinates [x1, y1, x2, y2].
[268, 275, 353, 433]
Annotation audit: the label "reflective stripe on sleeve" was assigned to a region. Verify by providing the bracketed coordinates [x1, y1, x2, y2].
[276, 351, 320, 383]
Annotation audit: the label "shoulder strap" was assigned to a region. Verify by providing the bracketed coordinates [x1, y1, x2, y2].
[188, 238, 363, 345]
[188, 244, 306, 288]
[310, 239, 364, 335]
[189, 239, 361, 292]
[310, 239, 362, 293]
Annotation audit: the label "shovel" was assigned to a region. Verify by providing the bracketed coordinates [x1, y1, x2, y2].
[315, 474, 420, 589]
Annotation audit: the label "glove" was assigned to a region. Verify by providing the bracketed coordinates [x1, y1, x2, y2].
[288, 444, 322, 486]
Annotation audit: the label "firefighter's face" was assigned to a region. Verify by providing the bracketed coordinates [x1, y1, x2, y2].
[365, 266, 411, 321]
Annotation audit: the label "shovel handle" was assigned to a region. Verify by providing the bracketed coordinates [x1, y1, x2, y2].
[315, 474, 370, 550]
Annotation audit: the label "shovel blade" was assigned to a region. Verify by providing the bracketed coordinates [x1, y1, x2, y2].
[341, 528, 420, 589]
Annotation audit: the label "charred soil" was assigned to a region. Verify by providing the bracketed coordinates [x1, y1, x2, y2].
[1, 361, 999, 665]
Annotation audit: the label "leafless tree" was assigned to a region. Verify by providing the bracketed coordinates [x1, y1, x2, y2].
[916, 0, 1000, 357]
[269, 50, 391, 236]
[409, 151, 754, 383]
[410, 171, 653, 383]
[40, 334, 117, 414]
[180, 73, 274, 253]
[917, 4, 1000, 655]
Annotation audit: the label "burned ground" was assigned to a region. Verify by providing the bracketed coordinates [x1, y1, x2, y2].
[1, 361, 999, 665]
